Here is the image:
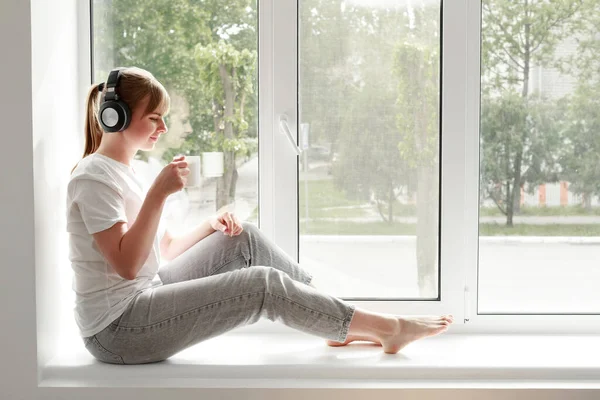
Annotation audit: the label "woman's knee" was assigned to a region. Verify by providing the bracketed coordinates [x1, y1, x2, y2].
[248, 265, 275, 278]
[238, 221, 263, 245]
[242, 221, 272, 246]
[241, 221, 259, 235]
[248, 266, 286, 291]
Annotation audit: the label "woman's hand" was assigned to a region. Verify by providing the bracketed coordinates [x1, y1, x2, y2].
[209, 211, 244, 237]
[148, 156, 189, 200]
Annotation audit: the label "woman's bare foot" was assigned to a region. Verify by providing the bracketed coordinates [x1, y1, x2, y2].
[326, 315, 454, 351]
[379, 315, 454, 354]
[325, 334, 382, 347]
[326, 307, 454, 353]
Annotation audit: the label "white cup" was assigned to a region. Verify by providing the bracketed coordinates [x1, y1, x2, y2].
[186, 156, 201, 187]
[202, 152, 224, 178]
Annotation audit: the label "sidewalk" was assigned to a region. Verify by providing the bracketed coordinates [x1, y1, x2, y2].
[300, 235, 600, 244]
[300, 215, 600, 225]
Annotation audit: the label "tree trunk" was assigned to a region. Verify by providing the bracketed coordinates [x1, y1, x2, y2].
[375, 198, 390, 223]
[388, 183, 394, 224]
[229, 164, 239, 199]
[583, 193, 592, 211]
[513, 2, 531, 216]
[216, 151, 236, 211]
[509, 150, 523, 227]
[416, 164, 438, 298]
[215, 63, 238, 211]
[506, 180, 514, 227]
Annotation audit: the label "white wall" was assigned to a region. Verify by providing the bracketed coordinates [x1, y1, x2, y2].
[0, 0, 83, 397]
[31, 0, 82, 371]
[1, 0, 599, 398]
[0, 0, 38, 398]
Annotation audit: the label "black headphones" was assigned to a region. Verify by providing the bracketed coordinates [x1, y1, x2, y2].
[98, 68, 131, 132]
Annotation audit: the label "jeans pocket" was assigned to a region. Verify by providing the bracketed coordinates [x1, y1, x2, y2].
[109, 313, 124, 329]
[83, 335, 124, 365]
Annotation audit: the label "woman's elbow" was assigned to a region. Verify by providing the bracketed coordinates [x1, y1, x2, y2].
[115, 267, 137, 281]
[113, 261, 139, 281]
[121, 270, 138, 281]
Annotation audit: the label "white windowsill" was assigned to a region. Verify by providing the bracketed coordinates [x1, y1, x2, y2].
[41, 332, 600, 389]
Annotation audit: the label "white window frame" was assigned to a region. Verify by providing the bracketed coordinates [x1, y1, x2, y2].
[269, 0, 466, 321]
[81, 0, 600, 338]
[463, 0, 600, 334]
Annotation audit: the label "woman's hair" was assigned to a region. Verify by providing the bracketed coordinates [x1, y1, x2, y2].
[73, 67, 170, 172]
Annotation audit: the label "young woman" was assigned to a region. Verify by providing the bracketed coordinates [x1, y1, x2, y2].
[67, 66, 453, 365]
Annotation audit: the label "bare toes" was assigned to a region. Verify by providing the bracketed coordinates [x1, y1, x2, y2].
[441, 315, 454, 324]
[326, 340, 348, 347]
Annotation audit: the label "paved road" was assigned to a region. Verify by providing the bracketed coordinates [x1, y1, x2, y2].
[302, 215, 600, 224]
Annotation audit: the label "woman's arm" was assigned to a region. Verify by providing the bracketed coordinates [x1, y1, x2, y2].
[160, 212, 244, 261]
[93, 189, 167, 280]
[160, 220, 217, 261]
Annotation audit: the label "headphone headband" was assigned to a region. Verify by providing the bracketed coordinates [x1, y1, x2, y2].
[104, 68, 124, 101]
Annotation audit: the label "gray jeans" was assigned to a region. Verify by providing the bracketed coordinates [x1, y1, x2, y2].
[82, 222, 356, 364]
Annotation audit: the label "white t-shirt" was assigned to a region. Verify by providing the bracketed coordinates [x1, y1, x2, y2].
[67, 153, 164, 338]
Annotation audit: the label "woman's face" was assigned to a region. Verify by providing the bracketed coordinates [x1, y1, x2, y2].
[147, 92, 193, 157]
[124, 95, 168, 152]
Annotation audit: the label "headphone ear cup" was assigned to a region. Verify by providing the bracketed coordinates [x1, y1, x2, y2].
[98, 100, 131, 132]
[116, 99, 131, 131]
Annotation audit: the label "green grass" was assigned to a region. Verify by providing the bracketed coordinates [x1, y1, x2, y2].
[479, 223, 600, 236]
[372, 201, 417, 217]
[297, 180, 419, 218]
[299, 179, 364, 209]
[391, 203, 418, 217]
[252, 179, 600, 235]
[480, 205, 600, 217]
[299, 207, 368, 219]
[300, 221, 600, 236]
[300, 221, 418, 235]
[299, 179, 368, 218]
[298, 179, 600, 219]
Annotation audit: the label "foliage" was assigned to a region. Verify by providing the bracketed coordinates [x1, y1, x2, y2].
[480, 0, 594, 225]
[93, 0, 258, 209]
[480, 92, 565, 216]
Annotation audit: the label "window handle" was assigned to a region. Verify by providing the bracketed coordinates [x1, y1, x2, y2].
[279, 114, 302, 155]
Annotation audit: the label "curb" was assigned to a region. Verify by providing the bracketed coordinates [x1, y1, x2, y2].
[300, 235, 600, 244]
